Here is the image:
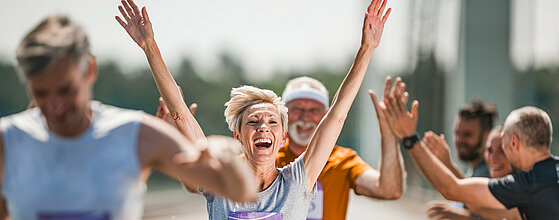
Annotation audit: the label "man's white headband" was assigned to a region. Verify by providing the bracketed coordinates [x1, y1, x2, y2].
[283, 88, 329, 109]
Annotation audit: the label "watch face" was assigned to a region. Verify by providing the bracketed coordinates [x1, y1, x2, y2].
[404, 139, 412, 148]
[404, 139, 411, 146]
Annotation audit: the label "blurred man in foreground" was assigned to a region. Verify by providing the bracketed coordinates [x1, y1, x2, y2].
[0, 15, 256, 219]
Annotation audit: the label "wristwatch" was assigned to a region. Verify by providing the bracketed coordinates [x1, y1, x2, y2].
[400, 134, 420, 150]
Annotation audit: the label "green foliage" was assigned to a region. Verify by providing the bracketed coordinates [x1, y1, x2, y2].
[0, 61, 29, 115]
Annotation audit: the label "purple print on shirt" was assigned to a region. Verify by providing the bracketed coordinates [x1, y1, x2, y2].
[38, 211, 111, 220]
[228, 212, 283, 220]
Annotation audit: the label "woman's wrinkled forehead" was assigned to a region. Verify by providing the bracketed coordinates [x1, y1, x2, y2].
[244, 102, 280, 119]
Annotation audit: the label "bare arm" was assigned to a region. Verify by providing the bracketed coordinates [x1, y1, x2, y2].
[137, 115, 256, 202]
[303, 0, 391, 190]
[116, 0, 205, 143]
[382, 81, 505, 209]
[468, 204, 522, 220]
[353, 82, 406, 200]
[423, 131, 466, 179]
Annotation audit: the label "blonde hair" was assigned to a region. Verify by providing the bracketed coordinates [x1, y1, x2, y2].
[224, 85, 288, 134]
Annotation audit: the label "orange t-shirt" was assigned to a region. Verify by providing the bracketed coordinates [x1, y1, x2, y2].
[276, 142, 372, 220]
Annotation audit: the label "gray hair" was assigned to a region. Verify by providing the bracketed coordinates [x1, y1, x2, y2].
[16, 15, 90, 79]
[503, 106, 553, 149]
[224, 85, 288, 134]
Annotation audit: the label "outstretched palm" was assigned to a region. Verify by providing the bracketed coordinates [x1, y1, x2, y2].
[362, 0, 391, 48]
[116, 0, 154, 50]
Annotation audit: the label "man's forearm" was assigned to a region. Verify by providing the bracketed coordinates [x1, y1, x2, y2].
[446, 160, 466, 179]
[377, 133, 405, 199]
[408, 141, 462, 200]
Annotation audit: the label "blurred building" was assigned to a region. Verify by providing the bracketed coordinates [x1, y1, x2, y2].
[358, 0, 558, 188]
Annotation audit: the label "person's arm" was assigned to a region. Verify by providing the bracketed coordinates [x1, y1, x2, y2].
[426, 202, 478, 220]
[303, 0, 391, 190]
[352, 80, 406, 200]
[137, 115, 256, 202]
[0, 132, 9, 219]
[422, 131, 466, 179]
[155, 97, 198, 128]
[116, 0, 205, 143]
[381, 78, 505, 209]
[468, 204, 522, 220]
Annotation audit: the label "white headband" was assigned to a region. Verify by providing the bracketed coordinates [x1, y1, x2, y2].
[283, 88, 329, 109]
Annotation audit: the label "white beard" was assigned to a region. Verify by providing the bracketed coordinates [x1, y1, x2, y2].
[288, 120, 317, 146]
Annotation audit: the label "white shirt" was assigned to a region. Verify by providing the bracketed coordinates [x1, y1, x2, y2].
[1, 101, 145, 220]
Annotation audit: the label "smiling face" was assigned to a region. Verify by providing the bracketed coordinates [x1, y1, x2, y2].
[454, 117, 484, 162]
[484, 133, 512, 178]
[27, 56, 96, 136]
[286, 98, 326, 146]
[235, 103, 286, 165]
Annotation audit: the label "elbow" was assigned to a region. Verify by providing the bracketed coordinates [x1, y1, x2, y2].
[329, 111, 348, 125]
[439, 186, 459, 201]
[382, 190, 403, 200]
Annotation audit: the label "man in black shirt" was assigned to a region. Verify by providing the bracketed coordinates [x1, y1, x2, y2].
[378, 78, 558, 220]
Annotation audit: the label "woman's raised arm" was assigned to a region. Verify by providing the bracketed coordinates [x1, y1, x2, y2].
[116, 0, 205, 143]
[303, 0, 391, 190]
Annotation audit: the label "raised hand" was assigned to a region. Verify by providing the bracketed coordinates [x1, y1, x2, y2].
[115, 0, 154, 50]
[382, 76, 419, 139]
[423, 131, 451, 166]
[368, 77, 398, 139]
[362, 0, 392, 49]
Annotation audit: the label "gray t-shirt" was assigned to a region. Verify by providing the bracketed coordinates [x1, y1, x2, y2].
[203, 155, 315, 220]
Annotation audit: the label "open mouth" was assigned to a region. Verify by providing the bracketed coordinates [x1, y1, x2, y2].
[254, 138, 272, 148]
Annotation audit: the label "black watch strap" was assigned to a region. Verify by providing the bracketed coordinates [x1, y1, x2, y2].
[400, 134, 420, 150]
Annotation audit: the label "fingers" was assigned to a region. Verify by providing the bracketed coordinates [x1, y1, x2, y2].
[189, 103, 198, 116]
[372, 0, 382, 16]
[401, 91, 409, 104]
[382, 8, 392, 23]
[118, 5, 130, 22]
[390, 77, 400, 99]
[158, 97, 170, 115]
[142, 6, 151, 24]
[367, 0, 377, 15]
[368, 90, 383, 119]
[127, 0, 141, 17]
[121, 0, 135, 18]
[383, 76, 392, 102]
[115, 16, 127, 28]
[378, 0, 387, 18]
[411, 100, 419, 122]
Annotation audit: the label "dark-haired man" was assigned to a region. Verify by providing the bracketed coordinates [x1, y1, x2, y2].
[383, 78, 559, 220]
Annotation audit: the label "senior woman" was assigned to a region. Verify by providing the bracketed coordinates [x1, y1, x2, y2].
[116, 0, 391, 218]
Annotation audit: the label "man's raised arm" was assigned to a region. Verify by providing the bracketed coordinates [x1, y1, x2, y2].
[381, 77, 505, 209]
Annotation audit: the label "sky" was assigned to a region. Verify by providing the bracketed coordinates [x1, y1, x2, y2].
[0, 0, 557, 79]
[0, 0, 411, 80]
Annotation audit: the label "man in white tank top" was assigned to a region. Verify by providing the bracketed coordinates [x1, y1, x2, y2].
[0, 15, 257, 220]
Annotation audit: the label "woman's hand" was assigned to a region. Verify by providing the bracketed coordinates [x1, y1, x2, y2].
[361, 0, 391, 49]
[115, 0, 154, 50]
